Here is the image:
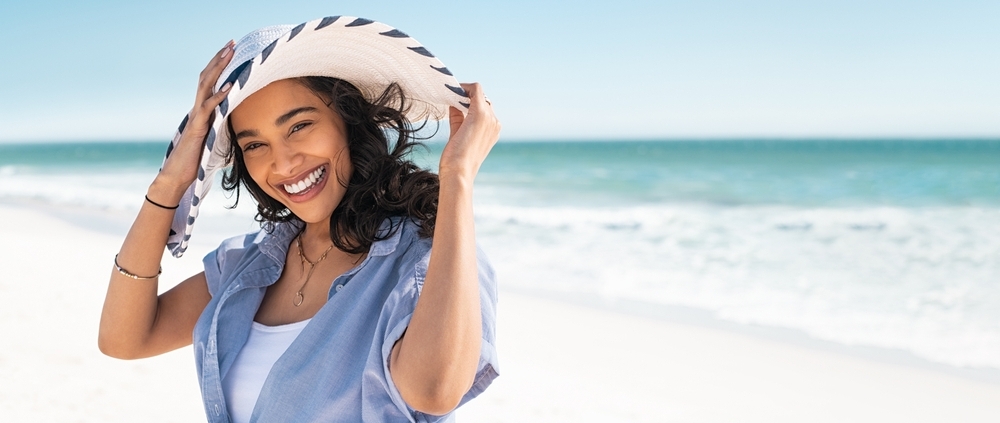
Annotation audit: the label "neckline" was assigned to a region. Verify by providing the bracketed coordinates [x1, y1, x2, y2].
[250, 318, 312, 333]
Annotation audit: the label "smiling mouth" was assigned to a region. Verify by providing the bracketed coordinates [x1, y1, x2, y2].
[283, 165, 327, 195]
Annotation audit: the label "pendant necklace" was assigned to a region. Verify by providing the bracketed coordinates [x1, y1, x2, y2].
[293, 234, 335, 307]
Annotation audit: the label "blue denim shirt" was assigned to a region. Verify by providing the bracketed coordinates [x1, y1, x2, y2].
[193, 218, 499, 422]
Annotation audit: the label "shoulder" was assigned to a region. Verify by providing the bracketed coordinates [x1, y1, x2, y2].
[208, 222, 290, 266]
[202, 221, 300, 296]
[379, 217, 497, 294]
[371, 217, 428, 259]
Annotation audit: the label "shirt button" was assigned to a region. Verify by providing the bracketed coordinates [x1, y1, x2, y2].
[335, 284, 344, 292]
[214, 404, 221, 415]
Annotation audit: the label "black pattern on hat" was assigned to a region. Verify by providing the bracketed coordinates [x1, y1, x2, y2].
[431, 65, 452, 76]
[379, 29, 408, 38]
[288, 22, 306, 40]
[316, 16, 341, 30]
[219, 98, 229, 117]
[206, 128, 216, 151]
[346, 18, 373, 27]
[408, 46, 434, 57]
[236, 61, 253, 88]
[224, 60, 252, 88]
[446, 84, 468, 97]
[178, 115, 189, 134]
[260, 39, 279, 64]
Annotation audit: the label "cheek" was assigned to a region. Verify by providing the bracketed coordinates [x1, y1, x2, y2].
[244, 158, 274, 193]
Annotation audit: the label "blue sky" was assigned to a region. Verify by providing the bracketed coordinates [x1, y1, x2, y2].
[0, 0, 997, 142]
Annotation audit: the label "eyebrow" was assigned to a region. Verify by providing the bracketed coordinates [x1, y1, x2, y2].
[233, 106, 319, 142]
[276, 106, 318, 126]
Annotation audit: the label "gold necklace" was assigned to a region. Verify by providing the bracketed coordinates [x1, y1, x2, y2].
[293, 234, 335, 307]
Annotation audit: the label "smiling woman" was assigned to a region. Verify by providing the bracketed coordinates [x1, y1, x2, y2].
[97, 16, 500, 423]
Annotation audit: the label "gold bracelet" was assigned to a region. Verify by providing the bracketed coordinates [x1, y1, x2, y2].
[114, 254, 161, 280]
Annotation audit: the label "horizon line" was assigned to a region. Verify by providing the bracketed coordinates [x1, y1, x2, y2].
[3, 136, 1000, 145]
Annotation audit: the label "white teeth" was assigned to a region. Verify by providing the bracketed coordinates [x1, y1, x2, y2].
[283, 167, 325, 195]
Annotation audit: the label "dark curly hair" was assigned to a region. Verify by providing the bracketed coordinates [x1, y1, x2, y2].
[221, 76, 439, 254]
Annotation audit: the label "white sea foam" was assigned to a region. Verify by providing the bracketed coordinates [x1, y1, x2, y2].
[0, 169, 155, 211]
[475, 203, 1000, 370]
[4, 167, 999, 370]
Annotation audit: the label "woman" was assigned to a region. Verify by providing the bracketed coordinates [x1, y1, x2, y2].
[98, 17, 500, 422]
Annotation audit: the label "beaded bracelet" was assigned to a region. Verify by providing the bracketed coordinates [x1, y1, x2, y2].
[114, 254, 161, 280]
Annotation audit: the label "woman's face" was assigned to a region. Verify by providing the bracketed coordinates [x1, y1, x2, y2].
[230, 78, 352, 224]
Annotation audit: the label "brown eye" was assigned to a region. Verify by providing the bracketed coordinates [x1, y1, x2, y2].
[243, 142, 263, 152]
[290, 122, 311, 134]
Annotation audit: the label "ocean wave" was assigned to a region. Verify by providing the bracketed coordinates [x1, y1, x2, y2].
[475, 203, 1000, 370]
[4, 167, 999, 370]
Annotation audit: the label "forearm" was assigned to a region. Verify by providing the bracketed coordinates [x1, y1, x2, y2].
[393, 170, 483, 412]
[98, 178, 186, 358]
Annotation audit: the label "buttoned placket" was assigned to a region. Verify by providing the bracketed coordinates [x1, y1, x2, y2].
[203, 249, 372, 422]
[194, 218, 419, 422]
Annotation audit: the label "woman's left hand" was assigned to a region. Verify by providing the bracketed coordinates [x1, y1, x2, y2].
[439, 83, 501, 179]
[389, 82, 498, 414]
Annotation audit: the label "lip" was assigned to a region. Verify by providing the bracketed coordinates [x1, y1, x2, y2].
[273, 163, 329, 203]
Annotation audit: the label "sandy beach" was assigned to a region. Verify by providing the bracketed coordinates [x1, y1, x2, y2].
[2, 203, 1000, 422]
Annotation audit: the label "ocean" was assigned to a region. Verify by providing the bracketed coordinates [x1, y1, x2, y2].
[2, 139, 999, 372]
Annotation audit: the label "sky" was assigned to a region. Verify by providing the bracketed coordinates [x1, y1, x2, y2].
[0, 0, 997, 142]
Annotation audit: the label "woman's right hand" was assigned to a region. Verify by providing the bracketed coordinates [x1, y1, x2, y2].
[151, 40, 236, 201]
[99, 40, 232, 360]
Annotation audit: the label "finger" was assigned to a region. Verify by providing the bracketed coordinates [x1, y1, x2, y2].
[181, 82, 231, 141]
[459, 83, 488, 111]
[202, 82, 233, 111]
[196, 40, 235, 101]
[448, 106, 465, 139]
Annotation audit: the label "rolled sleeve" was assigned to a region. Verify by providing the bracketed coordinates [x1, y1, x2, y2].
[201, 232, 260, 298]
[374, 244, 501, 422]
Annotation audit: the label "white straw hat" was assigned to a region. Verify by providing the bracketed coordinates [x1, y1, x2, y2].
[163, 16, 470, 257]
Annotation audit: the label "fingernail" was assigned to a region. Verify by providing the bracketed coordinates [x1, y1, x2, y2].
[220, 40, 234, 58]
[221, 82, 232, 92]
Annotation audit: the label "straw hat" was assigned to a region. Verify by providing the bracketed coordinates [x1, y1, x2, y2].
[164, 16, 469, 257]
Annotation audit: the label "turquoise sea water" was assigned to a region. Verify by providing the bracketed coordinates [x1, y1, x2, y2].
[3, 139, 1000, 371]
[6, 139, 1000, 205]
[466, 139, 1000, 207]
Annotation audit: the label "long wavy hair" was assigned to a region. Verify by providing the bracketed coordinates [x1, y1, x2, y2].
[221, 76, 439, 254]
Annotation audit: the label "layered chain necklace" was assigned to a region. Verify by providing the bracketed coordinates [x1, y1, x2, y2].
[293, 234, 335, 307]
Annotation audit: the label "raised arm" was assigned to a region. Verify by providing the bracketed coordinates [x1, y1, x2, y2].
[98, 40, 235, 359]
[389, 83, 500, 415]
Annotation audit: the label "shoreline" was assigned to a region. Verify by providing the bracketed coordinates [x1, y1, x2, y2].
[3, 203, 1000, 421]
[6, 199, 999, 383]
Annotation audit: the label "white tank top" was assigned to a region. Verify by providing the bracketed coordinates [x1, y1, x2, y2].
[222, 318, 311, 423]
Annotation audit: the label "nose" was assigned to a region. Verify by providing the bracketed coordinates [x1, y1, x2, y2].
[270, 140, 304, 176]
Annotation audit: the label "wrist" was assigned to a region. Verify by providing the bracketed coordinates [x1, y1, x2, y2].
[147, 176, 189, 206]
[437, 167, 476, 189]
